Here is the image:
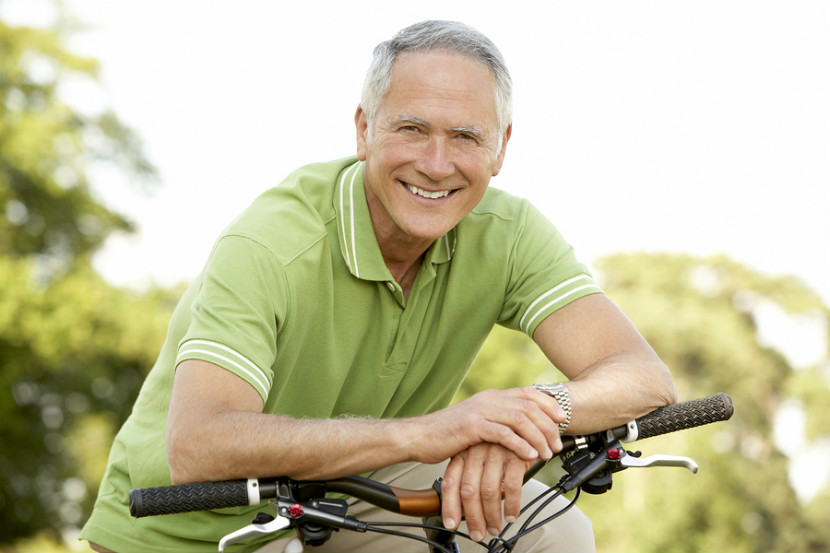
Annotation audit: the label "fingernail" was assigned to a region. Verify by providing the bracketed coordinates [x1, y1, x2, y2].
[444, 518, 455, 529]
[471, 531, 484, 542]
[529, 448, 539, 459]
[505, 515, 517, 523]
[543, 447, 553, 460]
[488, 527, 500, 536]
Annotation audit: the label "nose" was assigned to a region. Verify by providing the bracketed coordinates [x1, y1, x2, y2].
[414, 137, 455, 182]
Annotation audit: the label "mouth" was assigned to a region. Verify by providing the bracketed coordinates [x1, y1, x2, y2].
[402, 182, 455, 200]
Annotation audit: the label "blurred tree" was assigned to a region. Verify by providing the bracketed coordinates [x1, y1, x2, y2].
[462, 252, 830, 553]
[0, 3, 163, 548]
[0, 8, 156, 275]
[0, 258, 178, 546]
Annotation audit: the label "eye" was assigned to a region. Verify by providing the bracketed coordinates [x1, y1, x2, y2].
[454, 132, 481, 144]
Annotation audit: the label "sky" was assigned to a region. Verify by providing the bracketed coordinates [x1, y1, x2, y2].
[7, 0, 829, 308]
[2, 0, 829, 501]
[5, 0, 825, 306]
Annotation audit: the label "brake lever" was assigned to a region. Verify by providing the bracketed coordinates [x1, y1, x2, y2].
[218, 506, 291, 552]
[618, 451, 699, 474]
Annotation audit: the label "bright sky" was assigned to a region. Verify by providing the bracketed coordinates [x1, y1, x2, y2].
[4, 1, 830, 304]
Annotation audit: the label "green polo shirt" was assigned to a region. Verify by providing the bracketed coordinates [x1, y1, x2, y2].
[81, 156, 602, 552]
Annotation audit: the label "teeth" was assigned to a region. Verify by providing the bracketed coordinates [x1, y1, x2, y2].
[406, 184, 451, 199]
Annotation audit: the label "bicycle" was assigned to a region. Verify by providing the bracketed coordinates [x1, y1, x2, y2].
[129, 393, 734, 553]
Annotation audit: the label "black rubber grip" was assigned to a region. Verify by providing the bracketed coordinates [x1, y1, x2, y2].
[635, 393, 733, 440]
[130, 479, 249, 518]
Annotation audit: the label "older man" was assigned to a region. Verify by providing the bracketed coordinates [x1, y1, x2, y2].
[82, 20, 675, 553]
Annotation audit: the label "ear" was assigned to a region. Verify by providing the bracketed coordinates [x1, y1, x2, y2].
[355, 105, 369, 161]
[491, 124, 512, 177]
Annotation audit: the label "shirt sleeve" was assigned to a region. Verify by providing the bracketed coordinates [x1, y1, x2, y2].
[499, 202, 604, 337]
[175, 234, 289, 403]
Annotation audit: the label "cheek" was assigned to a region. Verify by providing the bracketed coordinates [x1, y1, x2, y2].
[456, 153, 498, 186]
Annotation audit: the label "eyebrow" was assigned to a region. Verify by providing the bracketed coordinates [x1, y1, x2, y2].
[392, 115, 487, 142]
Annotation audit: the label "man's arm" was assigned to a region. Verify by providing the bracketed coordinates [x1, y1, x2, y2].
[166, 359, 565, 484]
[533, 292, 677, 432]
[440, 292, 677, 540]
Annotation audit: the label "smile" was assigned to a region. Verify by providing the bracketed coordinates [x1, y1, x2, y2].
[405, 183, 452, 199]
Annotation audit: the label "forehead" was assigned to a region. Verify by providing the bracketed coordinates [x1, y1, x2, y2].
[380, 50, 499, 128]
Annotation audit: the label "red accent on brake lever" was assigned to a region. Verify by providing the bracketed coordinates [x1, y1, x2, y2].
[606, 448, 623, 461]
[289, 503, 304, 517]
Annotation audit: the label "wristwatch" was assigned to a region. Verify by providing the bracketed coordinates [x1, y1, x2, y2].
[533, 383, 572, 434]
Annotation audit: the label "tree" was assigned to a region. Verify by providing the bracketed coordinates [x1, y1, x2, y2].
[0, 259, 178, 546]
[582, 252, 830, 553]
[0, 9, 155, 273]
[462, 252, 830, 552]
[0, 4, 163, 547]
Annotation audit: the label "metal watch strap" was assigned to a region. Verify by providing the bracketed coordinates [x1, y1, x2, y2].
[533, 383, 572, 434]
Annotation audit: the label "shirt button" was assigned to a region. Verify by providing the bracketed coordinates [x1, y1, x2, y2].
[386, 282, 395, 291]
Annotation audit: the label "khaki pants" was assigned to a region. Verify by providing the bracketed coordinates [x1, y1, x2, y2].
[256, 462, 595, 553]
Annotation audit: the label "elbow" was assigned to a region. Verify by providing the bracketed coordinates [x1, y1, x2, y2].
[653, 360, 678, 407]
[166, 425, 202, 485]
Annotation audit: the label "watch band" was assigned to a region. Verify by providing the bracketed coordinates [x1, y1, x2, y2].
[533, 383, 572, 434]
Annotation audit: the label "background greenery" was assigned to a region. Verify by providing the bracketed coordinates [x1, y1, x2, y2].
[1, 6, 828, 553]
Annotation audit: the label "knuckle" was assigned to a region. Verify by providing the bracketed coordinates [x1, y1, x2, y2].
[496, 424, 514, 441]
[502, 479, 521, 494]
[480, 484, 501, 500]
[511, 410, 529, 427]
[460, 483, 479, 500]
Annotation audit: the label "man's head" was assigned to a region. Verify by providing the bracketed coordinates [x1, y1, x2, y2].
[361, 20, 513, 138]
[354, 21, 514, 253]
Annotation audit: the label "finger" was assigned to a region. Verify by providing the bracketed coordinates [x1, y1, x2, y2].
[521, 385, 567, 423]
[480, 448, 507, 536]
[520, 387, 566, 451]
[441, 455, 465, 531]
[459, 445, 488, 543]
[452, 389, 561, 461]
[478, 404, 554, 461]
[480, 421, 541, 462]
[502, 456, 527, 524]
[484, 389, 563, 457]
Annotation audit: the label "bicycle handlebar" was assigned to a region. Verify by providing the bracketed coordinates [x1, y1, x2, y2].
[129, 393, 733, 519]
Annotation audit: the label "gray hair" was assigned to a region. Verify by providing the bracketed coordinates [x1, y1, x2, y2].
[360, 20, 513, 135]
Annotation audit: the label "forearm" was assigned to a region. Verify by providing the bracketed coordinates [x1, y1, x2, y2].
[166, 359, 422, 484]
[533, 294, 677, 436]
[561, 352, 676, 435]
[167, 410, 412, 484]
[167, 360, 565, 485]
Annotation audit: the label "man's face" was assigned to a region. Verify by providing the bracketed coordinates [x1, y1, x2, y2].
[356, 50, 511, 254]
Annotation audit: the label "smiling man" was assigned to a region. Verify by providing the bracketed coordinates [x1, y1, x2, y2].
[356, 49, 511, 300]
[81, 20, 676, 553]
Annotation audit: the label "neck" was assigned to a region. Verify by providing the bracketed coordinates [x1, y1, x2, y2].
[385, 254, 424, 299]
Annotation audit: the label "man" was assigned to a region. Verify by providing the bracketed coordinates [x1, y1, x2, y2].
[81, 20, 676, 552]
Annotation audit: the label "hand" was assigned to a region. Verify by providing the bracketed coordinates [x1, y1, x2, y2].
[440, 444, 536, 542]
[406, 387, 566, 466]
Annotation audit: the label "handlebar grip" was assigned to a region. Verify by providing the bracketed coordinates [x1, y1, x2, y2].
[129, 479, 251, 518]
[634, 393, 734, 440]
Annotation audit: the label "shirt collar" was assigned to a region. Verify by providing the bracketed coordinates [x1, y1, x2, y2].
[334, 159, 456, 282]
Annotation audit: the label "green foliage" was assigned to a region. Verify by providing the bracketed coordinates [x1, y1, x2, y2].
[0, 3, 162, 548]
[465, 252, 830, 553]
[0, 257, 178, 544]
